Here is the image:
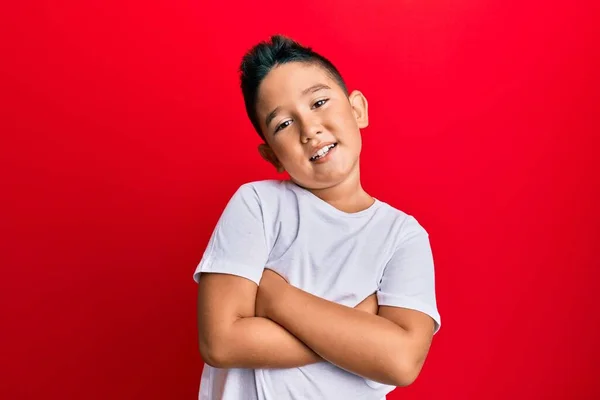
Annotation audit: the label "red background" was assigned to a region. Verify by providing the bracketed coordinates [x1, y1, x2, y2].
[2, 1, 598, 399]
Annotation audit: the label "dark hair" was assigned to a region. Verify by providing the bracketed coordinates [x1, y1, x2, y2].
[239, 35, 348, 140]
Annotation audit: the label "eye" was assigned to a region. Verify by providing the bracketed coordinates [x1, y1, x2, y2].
[312, 99, 329, 109]
[275, 119, 292, 133]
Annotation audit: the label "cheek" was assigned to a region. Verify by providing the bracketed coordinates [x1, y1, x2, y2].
[273, 139, 305, 164]
[327, 109, 355, 135]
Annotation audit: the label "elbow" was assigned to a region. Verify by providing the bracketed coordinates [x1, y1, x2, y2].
[198, 315, 245, 368]
[391, 367, 419, 388]
[199, 347, 223, 369]
[199, 337, 229, 368]
[388, 358, 424, 387]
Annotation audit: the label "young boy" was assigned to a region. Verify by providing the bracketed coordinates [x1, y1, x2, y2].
[193, 35, 441, 400]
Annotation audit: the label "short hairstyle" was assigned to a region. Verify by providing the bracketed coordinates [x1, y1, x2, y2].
[239, 35, 349, 140]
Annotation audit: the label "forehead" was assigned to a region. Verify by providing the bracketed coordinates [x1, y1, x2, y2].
[256, 62, 338, 111]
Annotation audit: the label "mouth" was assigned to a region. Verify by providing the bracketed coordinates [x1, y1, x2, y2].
[309, 143, 338, 162]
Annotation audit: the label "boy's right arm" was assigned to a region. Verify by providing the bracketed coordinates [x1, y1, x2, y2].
[197, 272, 320, 369]
[197, 272, 378, 369]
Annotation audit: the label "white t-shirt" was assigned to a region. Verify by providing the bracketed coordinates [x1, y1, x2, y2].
[193, 180, 441, 400]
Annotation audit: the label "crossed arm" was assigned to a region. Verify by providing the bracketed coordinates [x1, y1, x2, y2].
[197, 269, 435, 387]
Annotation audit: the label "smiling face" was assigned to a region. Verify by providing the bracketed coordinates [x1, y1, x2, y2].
[255, 62, 369, 190]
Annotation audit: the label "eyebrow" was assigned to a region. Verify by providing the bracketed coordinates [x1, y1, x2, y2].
[301, 83, 331, 96]
[264, 84, 332, 128]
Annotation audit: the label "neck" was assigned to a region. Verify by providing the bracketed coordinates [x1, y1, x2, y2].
[304, 162, 374, 213]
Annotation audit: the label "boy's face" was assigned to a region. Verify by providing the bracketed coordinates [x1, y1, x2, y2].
[255, 62, 368, 190]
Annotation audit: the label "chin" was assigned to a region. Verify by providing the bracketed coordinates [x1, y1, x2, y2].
[291, 173, 348, 191]
[289, 157, 359, 189]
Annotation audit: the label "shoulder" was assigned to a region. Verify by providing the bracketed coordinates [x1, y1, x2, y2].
[235, 179, 290, 201]
[376, 200, 429, 241]
[240, 179, 288, 193]
[228, 179, 293, 210]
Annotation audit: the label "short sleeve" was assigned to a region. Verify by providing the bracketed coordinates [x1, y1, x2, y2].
[377, 216, 442, 334]
[193, 184, 269, 286]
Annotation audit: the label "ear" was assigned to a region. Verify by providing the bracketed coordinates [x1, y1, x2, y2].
[349, 90, 369, 129]
[258, 143, 285, 173]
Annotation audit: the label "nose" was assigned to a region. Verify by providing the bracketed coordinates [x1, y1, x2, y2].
[300, 119, 322, 144]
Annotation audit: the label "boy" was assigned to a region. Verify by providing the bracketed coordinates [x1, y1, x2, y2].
[194, 35, 441, 400]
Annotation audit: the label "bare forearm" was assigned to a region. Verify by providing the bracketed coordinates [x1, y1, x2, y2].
[204, 316, 321, 369]
[267, 286, 413, 385]
[204, 290, 378, 369]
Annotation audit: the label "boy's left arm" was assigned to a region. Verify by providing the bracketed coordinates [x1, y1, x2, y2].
[258, 271, 434, 387]
[257, 216, 440, 387]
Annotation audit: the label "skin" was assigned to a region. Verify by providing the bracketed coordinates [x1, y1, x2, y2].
[197, 62, 435, 386]
[256, 63, 373, 213]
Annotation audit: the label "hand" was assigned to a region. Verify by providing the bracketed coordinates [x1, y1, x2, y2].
[255, 268, 288, 318]
[354, 293, 379, 315]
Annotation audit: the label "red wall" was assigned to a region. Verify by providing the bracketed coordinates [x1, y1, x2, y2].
[2, 1, 598, 399]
